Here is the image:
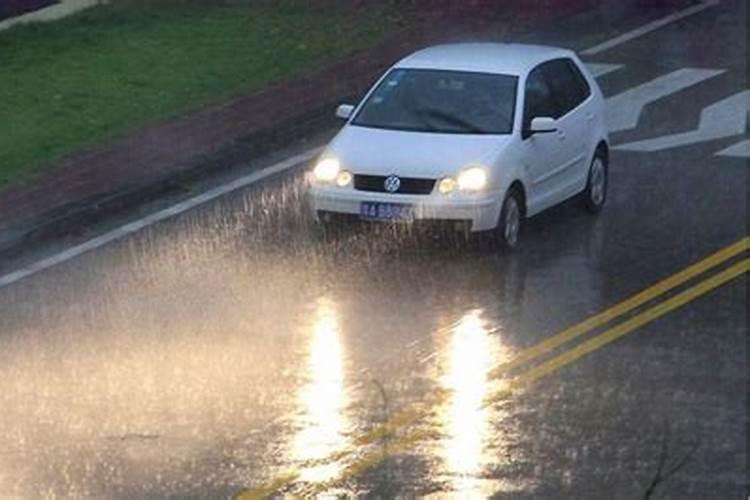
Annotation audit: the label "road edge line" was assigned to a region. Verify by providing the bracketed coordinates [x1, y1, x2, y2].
[0, 147, 323, 290]
[581, 0, 720, 56]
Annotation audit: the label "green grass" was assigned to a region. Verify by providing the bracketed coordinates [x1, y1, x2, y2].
[0, 1, 395, 186]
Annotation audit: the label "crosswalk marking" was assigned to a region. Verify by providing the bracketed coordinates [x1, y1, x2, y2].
[716, 139, 750, 159]
[586, 63, 625, 79]
[614, 90, 749, 152]
[605, 68, 725, 134]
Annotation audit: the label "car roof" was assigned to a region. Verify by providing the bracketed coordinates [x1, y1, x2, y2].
[393, 43, 574, 76]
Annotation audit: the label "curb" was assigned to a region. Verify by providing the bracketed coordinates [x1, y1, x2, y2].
[0, 100, 346, 263]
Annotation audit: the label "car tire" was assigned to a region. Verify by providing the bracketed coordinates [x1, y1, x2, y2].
[582, 151, 608, 214]
[496, 188, 523, 250]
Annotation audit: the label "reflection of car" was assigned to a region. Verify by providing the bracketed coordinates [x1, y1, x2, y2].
[308, 43, 609, 248]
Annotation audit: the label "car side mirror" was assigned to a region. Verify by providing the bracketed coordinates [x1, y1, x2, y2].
[336, 104, 355, 120]
[529, 116, 557, 134]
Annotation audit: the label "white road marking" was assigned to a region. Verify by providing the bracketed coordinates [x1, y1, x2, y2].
[581, 0, 721, 56]
[614, 90, 749, 151]
[586, 63, 625, 79]
[606, 68, 725, 133]
[716, 139, 750, 158]
[0, 148, 323, 289]
[0, 0, 102, 32]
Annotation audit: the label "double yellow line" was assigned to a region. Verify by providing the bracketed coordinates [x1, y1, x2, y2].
[238, 237, 749, 499]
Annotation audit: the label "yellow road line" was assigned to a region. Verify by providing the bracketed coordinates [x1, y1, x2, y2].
[489, 237, 748, 379]
[296, 259, 748, 497]
[296, 429, 442, 498]
[345, 239, 750, 453]
[491, 258, 749, 401]
[238, 396, 448, 499]
[337, 238, 750, 453]
[237, 473, 300, 500]
[236, 239, 748, 499]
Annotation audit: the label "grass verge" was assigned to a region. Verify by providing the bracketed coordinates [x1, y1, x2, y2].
[0, 0, 397, 186]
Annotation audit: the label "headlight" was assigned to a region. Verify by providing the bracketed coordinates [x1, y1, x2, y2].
[438, 177, 457, 194]
[312, 158, 340, 182]
[336, 170, 353, 187]
[457, 166, 488, 191]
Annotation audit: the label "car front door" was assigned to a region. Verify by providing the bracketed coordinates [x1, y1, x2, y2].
[540, 58, 592, 198]
[520, 63, 577, 214]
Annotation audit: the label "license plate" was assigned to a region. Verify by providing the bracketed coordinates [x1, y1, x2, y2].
[360, 202, 414, 221]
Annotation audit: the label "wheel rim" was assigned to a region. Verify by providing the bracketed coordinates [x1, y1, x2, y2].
[590, 158, 606, 206]
[504, 197, 520, 247]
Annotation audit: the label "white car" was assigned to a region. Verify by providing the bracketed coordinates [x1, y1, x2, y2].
[308, 43, 609, 248]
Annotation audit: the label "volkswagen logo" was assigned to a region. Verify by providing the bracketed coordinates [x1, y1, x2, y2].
[384, 175, 401, 193]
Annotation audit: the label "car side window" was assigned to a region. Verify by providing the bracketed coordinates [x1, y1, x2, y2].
[523, 66, 558, 132]
[541, 58, 591, 117]
[566, 59, 592, 103]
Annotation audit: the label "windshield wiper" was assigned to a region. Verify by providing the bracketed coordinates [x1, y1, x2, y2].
[417, 108, 488, 134]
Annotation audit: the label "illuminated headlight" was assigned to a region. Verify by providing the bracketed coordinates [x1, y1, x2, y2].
[312, 158, 340, 182]
[438, 177, 457, 194]
[336, 170, 353, 187]
[457, 166, 488, 191]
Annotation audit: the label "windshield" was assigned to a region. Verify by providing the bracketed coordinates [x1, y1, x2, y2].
[352, 68, 518, 134]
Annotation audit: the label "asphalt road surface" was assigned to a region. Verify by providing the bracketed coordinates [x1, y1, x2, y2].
[0, 1, 747, 498]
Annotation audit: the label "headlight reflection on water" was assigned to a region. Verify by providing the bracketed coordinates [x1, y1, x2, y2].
[289, 297, 350, 483]
[441, 309, 503, 497]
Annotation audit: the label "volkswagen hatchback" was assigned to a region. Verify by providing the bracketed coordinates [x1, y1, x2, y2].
[308, 43, 609, 248]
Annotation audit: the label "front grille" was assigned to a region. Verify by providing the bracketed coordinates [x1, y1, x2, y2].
[353, 175, 436, 195]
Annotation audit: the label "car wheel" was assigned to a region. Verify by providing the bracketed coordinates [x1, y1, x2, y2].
[496, 189, 522, 250]
[582, 152, 608, 214]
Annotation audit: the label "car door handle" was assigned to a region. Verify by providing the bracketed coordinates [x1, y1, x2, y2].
[585, 112, 595, 121]
[556, 130, 566, 140]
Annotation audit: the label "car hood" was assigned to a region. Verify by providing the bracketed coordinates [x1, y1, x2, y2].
[326, 125, 511, 178]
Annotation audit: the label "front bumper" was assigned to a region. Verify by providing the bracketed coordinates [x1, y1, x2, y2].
[308, 185, 503, 232]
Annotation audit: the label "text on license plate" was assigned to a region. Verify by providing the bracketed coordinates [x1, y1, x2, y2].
[360, 202, 414, 221]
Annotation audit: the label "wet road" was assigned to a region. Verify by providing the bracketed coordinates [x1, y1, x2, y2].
[0, 1, 747, 498]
